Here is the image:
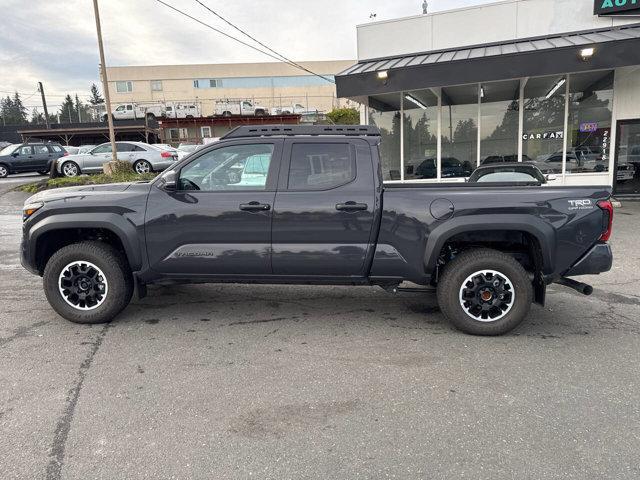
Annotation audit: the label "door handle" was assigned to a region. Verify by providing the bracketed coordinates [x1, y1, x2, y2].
[336, 201, 368, 211]
[239, 201, 271, 211]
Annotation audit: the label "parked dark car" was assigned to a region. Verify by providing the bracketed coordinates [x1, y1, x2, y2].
[482, 154, 533, 165]
[414, 157, 473, 179]
[468, 162, 548, 184]
[0, 142, 67, 178]
[21, 125, 614, 336]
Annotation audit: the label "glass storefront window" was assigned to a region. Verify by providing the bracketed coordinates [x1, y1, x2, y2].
[615, 121, 640, 195]
[566, 70, 613, 174]
[523, 75, 566, 174]
[480, 80, 520, 165]
[403, 89, 439, 180]
[368, 93, 401, 181]
[441, 84, 478, 178]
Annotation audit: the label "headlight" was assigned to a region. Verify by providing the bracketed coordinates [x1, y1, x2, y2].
[23, 201, 44, 221]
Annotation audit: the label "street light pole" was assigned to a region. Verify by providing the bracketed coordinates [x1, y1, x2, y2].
[92, 0, 118, 163]
[38, 82, 50, 129]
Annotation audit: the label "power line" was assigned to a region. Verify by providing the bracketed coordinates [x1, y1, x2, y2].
[156, 1, 294, 64]
[194, 0, 334, 84]
[156, 0, 334, 84]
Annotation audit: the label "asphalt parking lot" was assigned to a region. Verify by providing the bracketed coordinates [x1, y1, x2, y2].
[1, 176, 640, 480]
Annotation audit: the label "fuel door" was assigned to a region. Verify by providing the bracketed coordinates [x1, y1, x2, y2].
[430, 198, 455, 220]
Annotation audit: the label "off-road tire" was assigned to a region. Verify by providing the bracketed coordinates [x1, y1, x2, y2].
[43, 241, 133, 324]
[437, 248, 533, 335]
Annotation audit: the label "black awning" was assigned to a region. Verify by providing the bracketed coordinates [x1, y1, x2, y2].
[336, 23, 640, 98]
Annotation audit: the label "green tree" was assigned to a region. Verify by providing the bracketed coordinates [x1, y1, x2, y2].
[326, 107, 360, 125]
[0, 92, 28, 125]
[59, 94, 76, 123]
[88, 83, 104, 105]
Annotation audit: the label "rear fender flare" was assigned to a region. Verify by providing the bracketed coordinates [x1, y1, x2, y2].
[424, 214, 556, 275]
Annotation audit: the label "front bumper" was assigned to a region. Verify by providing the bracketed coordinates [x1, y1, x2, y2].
[564, 243, 613, 277]
[20, 234, 39, 275]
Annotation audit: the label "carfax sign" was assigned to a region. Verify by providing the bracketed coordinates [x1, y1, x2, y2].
[595, 0, 640, 15]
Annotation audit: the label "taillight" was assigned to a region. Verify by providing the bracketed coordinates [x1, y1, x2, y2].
[160, 151, 172, 158]
[597, 199, 613, 242]
[63, 152, 69, 156]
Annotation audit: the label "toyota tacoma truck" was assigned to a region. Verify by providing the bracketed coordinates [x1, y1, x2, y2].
[20, 125, 614, 335]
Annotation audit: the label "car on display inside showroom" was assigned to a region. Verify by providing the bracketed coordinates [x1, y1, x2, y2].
[56, 141, 178, 177]
[20, 125, 614, 336]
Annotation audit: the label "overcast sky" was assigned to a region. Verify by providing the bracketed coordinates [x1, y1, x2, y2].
[0, 0, 489, 110]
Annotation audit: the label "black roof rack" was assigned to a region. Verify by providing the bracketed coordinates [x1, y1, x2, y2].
[221, 124, 380, 139]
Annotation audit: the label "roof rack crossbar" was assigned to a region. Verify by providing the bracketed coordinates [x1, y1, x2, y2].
[221, 124, 381, 139]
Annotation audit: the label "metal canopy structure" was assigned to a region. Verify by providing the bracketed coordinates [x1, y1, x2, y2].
[18, 121, 159, 146]
[336, 23, 640, 98]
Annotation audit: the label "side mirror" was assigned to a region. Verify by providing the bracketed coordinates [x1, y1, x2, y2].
[546, 174, 557, 182]
[161, 170, 177, 191]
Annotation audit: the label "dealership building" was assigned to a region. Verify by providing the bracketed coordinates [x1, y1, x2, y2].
[336, 0, 640, 195]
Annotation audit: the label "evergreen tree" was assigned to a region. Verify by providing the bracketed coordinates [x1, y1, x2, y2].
[88, 83, 104, 105]
[59, 94, 76, 123]
[12, 92, 28, 124]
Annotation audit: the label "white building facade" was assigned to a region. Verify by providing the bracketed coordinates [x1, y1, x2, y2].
[336, 0, 640, 195]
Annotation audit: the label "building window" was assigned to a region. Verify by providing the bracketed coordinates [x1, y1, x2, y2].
[441, 84, 477, 178]
[565, 70, 613, 174]
[480, 80, 520, 165]
[201, 126, 212, 138]
[522, 76, 566, 174]
[115, 81, 133, 93]
[194, 79, 218, 88]
[150, 80, 163, 91]
[403, 89, 438, 180]
[369, 94, 401, 181]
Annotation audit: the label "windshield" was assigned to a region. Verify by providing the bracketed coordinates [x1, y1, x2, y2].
[0, 144, 17, 156]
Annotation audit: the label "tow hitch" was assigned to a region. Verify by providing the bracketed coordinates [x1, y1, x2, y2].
[558, 277, 593, 296]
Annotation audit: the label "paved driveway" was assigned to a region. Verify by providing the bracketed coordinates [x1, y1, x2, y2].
[1, 183, 639, 479]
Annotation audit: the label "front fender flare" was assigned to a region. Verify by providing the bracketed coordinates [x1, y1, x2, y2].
[28, 213, 142, 271]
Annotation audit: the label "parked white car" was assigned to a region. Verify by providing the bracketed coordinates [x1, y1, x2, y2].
[56, 141, 178, 177]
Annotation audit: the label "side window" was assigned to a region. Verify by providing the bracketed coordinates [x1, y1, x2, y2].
[133, 145, 146, 151]
[19, 146, 33, 156]
[34, 145, 49, 154]
[49, 145, 63, 153]
[116, 143, 134, 152]
[126, 105, 133, 111]
[115, 105, 125, 112]
[287, 143, 354, 190]
[179, 144, 274, 191]
[92, 144, 111, 154]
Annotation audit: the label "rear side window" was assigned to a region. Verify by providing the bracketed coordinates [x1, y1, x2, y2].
[49, 145, 63, 153]
[116, 143, 135, 152]
[34, 145, 49, 154]
[288, 143, 354, 190]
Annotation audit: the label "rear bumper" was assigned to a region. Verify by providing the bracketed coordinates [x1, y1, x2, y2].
[564, 243, 613, 277]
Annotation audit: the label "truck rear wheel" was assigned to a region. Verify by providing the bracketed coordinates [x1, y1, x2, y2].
[437, 248, 533, 335]
[43, 241, 133, 324]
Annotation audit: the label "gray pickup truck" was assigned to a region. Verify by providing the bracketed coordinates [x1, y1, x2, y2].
[20, 125, 614, 335]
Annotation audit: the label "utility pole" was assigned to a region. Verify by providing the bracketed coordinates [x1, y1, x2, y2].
[92, 0, 118, 163]
[38, 82, 50, 129]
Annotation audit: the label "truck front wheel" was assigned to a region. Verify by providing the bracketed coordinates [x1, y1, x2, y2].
[43, 241, 133, 324]
[437, 248, 533, 336]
